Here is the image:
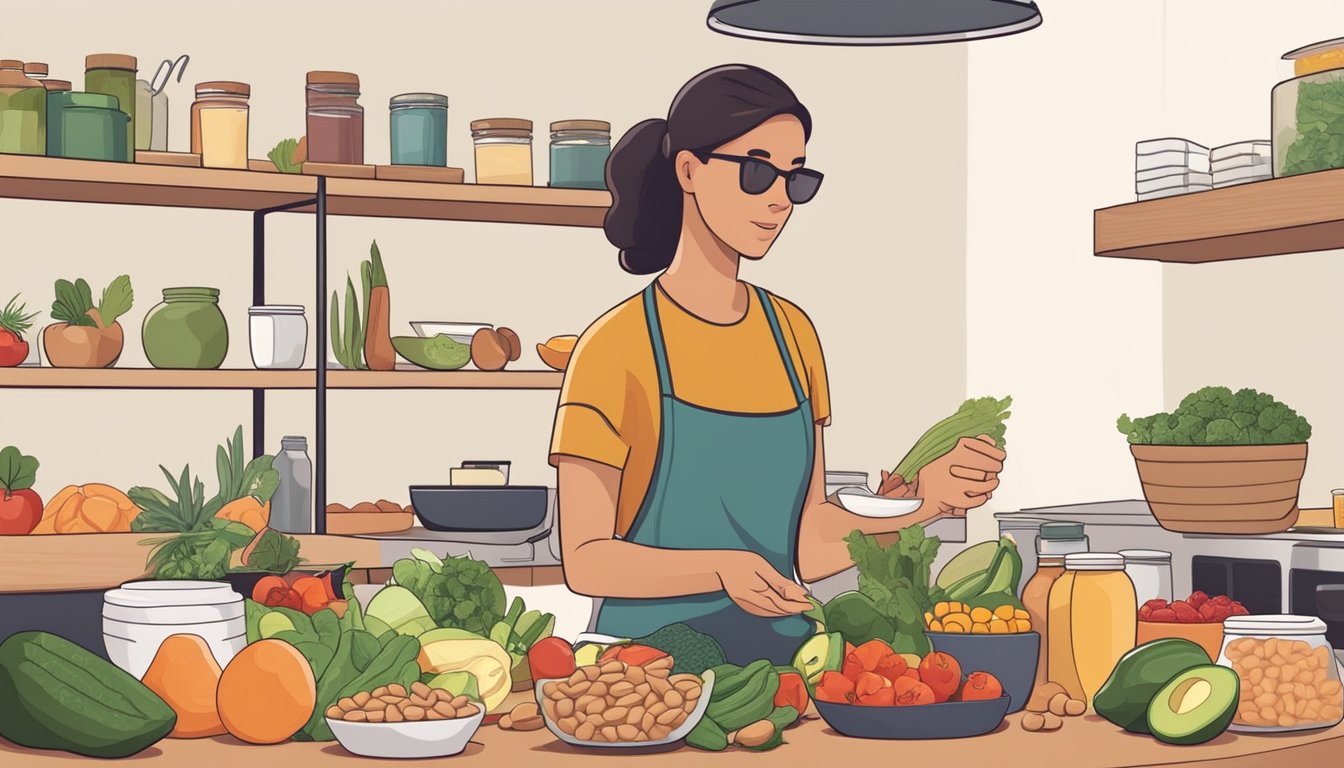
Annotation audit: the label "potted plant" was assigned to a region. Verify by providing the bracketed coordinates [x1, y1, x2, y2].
[43, 276, 133, 368]
[1117, 386, 1312, 534]
[0, 294, 39, 367]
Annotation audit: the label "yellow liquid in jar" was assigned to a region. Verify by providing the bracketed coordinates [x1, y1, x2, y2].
[1334, 492, 1344, 529]
[475, 141, 532, 185]
[1048, 569, 1136, 709]
[199, 106, 249, 169]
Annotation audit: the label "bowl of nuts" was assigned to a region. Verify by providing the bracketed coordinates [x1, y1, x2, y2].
[326, 681, 484, 759]
[534, 655, 714, 748]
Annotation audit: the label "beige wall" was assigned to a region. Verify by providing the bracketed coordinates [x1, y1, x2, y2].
[8, 1, 969, 515]
[1160, 0, 1344, 509]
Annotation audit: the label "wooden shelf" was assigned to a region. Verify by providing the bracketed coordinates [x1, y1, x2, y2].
[0, 155, 610, 227]
[0, 368, 315, 389]
[0, 154, 315, 212]
[0, 367, 563, 390]
[328, 369, 564, 390]
[1095, 169, 1344, 263]
[321, 176, 609, 227]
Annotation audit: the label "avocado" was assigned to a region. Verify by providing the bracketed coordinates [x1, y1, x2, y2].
[1146, 665, 1239, 745]
[1094, 638, 1212, 734]
[792, 631, 844, 685]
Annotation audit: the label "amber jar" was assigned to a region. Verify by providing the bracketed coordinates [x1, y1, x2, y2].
[190, 82, 250, 169]
[1022, 554, 1065, 696]
[306, 71, 363, 165]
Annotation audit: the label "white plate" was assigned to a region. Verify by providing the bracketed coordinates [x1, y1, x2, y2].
[327, 709, 483, 759]
[837, 489, 923, 518]
[535, 668, 715, 748]
[410, 321, 493, 339]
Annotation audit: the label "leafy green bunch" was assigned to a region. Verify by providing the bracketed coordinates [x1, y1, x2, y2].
[892, 396, 1011, 483]
[845, 525, 943, 656]
[392, 549, 507, 636]
[50, 275, 133, 328]
[1118, 386, 1312, 446]
[1281, 78, 1344, 177]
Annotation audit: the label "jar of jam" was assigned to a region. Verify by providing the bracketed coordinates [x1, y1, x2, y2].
[306, 71, 363, 165]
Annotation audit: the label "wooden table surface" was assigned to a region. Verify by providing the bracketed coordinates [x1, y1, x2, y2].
[3, 712, 1342, 767]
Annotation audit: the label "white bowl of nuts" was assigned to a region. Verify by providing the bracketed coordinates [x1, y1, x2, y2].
[534, 655, 715, 748]
[326, 682, 484, 759]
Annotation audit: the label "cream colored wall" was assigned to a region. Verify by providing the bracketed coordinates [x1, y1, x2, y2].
[8, 1, 969, 519]
[963, 1, 1169, 542]
[1160, 0, 1344, 509]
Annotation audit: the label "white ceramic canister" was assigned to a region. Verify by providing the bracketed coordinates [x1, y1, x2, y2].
[1120, 549, 1174, 606]
[248, 305, 307, 369]
[102, 580, 245, 679]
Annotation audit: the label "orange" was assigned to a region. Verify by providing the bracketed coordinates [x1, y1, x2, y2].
[216, 639, 315, 744]
[141, 634, 227, 738]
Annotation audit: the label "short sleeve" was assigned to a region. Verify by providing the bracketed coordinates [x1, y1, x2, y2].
[775, 297, 832, 427]
[548, 318, 634, 469]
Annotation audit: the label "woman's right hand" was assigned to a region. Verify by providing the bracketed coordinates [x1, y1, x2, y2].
[717, 551, 813, 617]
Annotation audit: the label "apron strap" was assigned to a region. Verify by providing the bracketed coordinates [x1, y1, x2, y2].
[754, 286, 808, 407]
[642, 282, 675, 398]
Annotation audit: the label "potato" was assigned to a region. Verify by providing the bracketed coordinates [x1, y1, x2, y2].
[1027, 682, 1068, 713]
[1041, 713, 1063, 731]
[1064, 698, 1086, 717]
[471, 328, 511, 371]
[1021, 712, 1046, 731]
[1048, 693, 1070, 717]
[734, 720, 776, 747]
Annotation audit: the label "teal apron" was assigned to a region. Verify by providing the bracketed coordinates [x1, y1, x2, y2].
[592, 282, 816, 665]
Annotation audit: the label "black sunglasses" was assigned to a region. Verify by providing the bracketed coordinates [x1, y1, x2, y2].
[695, 153, 824, 204]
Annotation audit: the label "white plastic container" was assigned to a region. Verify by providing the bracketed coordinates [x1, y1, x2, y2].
[1219, 615, 1344, 732]
[1120, 549, 1173, 606]
[102, 580, 245, 679]
[249, 305, 307, 369]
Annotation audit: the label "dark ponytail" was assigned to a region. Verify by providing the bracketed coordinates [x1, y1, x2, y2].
[604, 65, 812, 275]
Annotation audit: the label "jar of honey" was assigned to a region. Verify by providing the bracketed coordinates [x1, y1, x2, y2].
[472, 118, 533, 185]
[191, 81, 250, 169]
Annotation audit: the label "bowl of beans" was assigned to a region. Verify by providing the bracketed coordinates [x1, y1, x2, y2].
[1221, 628, 1344, 733]
[534, 655, 714, 747]
[326, 681, 484, 758]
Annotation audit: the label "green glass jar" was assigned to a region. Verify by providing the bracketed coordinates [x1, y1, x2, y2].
[0, 59, 46, 155]
[47, 92, 129, 161]
[142, 287, 229, 369]
[84, 54, 136, 160]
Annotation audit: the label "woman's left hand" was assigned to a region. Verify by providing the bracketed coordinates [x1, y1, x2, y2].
[913, 435, 1005, 518]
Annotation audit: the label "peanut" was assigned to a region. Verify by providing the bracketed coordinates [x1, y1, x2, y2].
[404, 706, 426, 721]
[1041, 713, 1063, 731]
[1021, 712, 1046, 731]
[344, 710, 368, 722]
[1048, 693, 1069, 716]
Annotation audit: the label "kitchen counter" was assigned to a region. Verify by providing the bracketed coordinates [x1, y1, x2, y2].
[2, 713, 1341, 767]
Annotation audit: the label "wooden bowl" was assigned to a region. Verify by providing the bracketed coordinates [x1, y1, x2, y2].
[1130, 444, 1307, 534]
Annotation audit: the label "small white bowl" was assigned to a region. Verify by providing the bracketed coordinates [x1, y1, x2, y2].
[535, 668, 715, 748]
[409, 321, 492, 342]
[836, 488, 923, 518]
[327, 709, 484, 759]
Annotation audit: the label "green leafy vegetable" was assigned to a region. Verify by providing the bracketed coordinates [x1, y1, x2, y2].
[0, 294, 39, 340]
[245, 529, 302, 573]
[392, 550, 507, 637]
[330, 275, 366, 370]
[140, 519, 256, 580]
[50, 278, 96, 327]
[845, 525, 943, 656]
[892, 396, 1012, 483]
[1118, 386, 1312, 446]
[0, 446, 39, 494]
[95, 275, 133, 327]
[1281, 78, 1344, 177]
[268, 138, 302, 173]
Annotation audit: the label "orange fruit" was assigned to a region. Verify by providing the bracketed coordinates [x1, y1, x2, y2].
[216, 639, 315, 744]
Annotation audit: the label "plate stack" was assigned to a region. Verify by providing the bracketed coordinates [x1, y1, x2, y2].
[1211, 141, 1272, 188]
[1136, 138, 1211, 201]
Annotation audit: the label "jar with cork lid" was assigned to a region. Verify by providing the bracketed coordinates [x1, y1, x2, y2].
[84, 54, 137, 159]
[0, 60, 45, 155]
[306, 71, 364, 165]
[190, 82, 250, 169]
[472, 118, 533, 185]
[22, 62, 47, 80]
[549, 120, 610, 189]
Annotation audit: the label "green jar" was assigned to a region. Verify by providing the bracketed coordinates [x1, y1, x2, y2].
[142, 287, 229, 369]
[47, 92, 129, 161]
[84, 54, 136, 160]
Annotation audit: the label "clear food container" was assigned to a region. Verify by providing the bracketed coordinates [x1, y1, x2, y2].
[1273, 37, 1344, 177]
[1219, 615, 1344, 733]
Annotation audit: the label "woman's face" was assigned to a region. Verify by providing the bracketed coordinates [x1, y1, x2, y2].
[679, 114, 807, 261]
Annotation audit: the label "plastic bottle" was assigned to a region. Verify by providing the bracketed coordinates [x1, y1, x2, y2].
[270, 437, 312, 533]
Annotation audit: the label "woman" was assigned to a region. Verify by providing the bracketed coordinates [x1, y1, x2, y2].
[549, 64, 1005, 665]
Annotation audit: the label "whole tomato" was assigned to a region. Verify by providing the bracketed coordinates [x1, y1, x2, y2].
[0, 488, 42, 535]
[528, 637, 577, 681]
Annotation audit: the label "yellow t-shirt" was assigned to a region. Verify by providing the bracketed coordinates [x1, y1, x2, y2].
[548, 282, 831, 537]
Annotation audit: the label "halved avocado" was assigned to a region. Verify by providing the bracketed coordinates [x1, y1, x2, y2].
[792, 631, 844, 686]
[1146, 665, 1239, 745]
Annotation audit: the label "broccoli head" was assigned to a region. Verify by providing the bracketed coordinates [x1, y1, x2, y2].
[1118, 386, 1311, 446]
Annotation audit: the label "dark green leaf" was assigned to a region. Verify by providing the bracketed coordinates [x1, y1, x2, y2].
[246, 529, 303, 573]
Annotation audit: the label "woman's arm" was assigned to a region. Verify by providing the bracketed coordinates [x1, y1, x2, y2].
[796, 425, 1005, 583]
[557, 456, 811, 616]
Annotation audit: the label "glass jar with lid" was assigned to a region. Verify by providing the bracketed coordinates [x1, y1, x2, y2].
[1120, 549, 1173, 606]
[549, 120, 610, 189]
[142, 287, 229, 370]
[1048, 553, 1137, 709]
[46, 92, 129, 162]
[0, 59, 46, 155]
[1038, 521, 1088, 556]
[1273, 37, 1344, 177]
[389, 92, 448, 166]
[85, 54, 137, 160]
[42, 79, 71, 93]
[191, 81, 250, 169]
[472, 118, 533, 185]
[306, 71, 364, 165]
[1023, 554, 1066, 695]
[22, 62, 47, 80]
[1220, 615, 1343, 732]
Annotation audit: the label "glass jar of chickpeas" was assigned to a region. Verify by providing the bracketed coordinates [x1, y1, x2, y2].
[1219, 615, 1343, 733]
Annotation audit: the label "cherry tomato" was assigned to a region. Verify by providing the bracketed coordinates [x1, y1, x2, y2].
[252, 575, 288, 604]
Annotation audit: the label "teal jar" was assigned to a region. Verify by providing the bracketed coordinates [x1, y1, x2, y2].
[142, 287, 229, 369]
[548, 120, 610, 189]
[389, 92, 448, 166]
[46, 92, 129, 161]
